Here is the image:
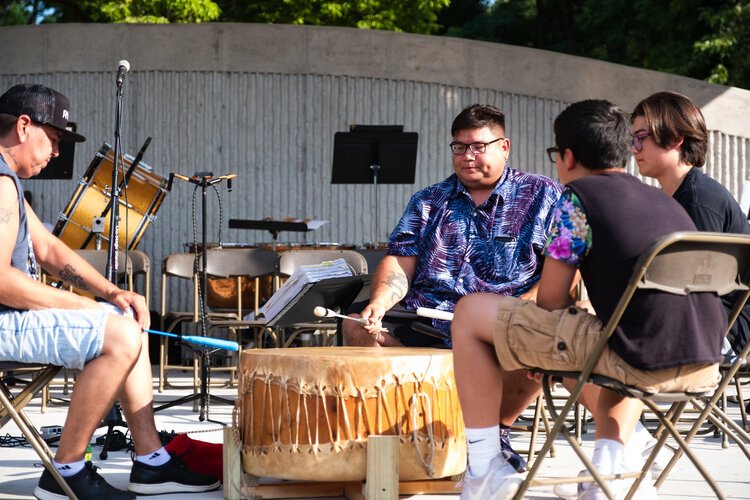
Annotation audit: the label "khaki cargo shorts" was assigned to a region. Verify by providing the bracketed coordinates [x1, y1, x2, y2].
[491, 296, 719, 394]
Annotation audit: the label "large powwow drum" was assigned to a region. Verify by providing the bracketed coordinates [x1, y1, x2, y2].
[237, 347, 466, 481]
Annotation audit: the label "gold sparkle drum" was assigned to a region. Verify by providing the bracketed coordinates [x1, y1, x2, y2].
[237, 347, 466, 481]
[53, 143, 169, 250]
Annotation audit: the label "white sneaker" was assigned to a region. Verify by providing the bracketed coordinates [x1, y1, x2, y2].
[459, 455, 526, 500]
[577, 475, 657, 500]
[554, 441, 669, 498]
[641, 439, 674, 475]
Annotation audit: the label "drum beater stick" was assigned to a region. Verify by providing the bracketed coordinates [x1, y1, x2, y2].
[313, 306, 388, 332]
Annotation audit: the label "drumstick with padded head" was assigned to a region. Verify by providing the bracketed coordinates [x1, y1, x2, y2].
[416, 307, 454, 322]
[145, 329, 240, 351]
[312, 306, 388, 332]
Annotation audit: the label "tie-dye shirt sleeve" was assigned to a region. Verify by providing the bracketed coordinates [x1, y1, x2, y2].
[543, 189, 592, 267]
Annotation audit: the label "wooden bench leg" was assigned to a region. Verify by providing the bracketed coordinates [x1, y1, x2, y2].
[223, 427, 241, 500]
[365, 435, 399, 499]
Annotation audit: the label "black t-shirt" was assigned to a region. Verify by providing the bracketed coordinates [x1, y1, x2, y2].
[569, 172, 726, 370]
[673, 167, 750, 235]
[673, 167, 750, 353]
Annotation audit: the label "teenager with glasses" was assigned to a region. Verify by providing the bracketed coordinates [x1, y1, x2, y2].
[631, 91, 750, 357]
[342, 103, 561, 473]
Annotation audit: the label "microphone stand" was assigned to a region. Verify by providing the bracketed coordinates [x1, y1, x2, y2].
[99, 71, 128, 459]
[154, 172, 235, 423]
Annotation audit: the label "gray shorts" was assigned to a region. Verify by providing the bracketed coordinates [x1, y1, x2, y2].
[0, 303, 127, 370]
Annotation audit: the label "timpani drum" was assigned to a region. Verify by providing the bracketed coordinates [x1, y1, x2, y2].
[53, 143, 169, 250]
[237, 347, 466, 481]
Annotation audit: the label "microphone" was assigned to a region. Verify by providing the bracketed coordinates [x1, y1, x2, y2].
[116, 60, 130, 86]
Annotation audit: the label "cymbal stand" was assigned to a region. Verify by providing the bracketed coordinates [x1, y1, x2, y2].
[154, 172, 235, 423]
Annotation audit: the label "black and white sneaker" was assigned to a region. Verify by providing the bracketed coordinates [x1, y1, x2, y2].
[34, 461, 135, 500]
[128, 452, 220, 495]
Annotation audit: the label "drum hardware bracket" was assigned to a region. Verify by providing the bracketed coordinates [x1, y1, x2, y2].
[92, 217, 105, 250]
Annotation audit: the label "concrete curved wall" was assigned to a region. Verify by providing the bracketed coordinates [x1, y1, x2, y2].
[2, 23, 749, 311]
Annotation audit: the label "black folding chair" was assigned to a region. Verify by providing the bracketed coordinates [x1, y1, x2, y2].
[516, 231, 750, 500]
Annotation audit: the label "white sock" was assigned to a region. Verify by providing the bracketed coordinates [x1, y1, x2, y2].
[466, 426, 502, 477]
[592, 438, 624, 475]
[136, 446, 171, 466]
[53, 458, 85, 477]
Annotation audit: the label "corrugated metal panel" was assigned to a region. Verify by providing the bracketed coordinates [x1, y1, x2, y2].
[4, 72, 748, 313]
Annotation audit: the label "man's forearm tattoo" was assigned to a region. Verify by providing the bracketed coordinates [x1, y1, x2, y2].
[0, 207, 12, 224]
[59, 264, 89, 291]
[381, 271, 408, 302]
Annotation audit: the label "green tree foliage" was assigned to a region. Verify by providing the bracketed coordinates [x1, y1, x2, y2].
[693, 1, 749, 87]
[0, 1, 30, 25]
[43, 0, 221, 23]
[217, 0, 450, 34]
[10, 0, 449, 33]
[447, 0, 749, 90]
[435, 0, 489, 34]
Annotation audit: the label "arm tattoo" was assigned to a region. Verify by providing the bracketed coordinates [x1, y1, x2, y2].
[59, 264, 90, 291]
[381, 271, 408, 303]
[0, 207, 12, 224]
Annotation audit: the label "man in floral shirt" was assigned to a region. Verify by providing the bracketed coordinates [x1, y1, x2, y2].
[342, 103, 561, 474]
[343, 104, 561, 348]
[451, 99, 725, 499]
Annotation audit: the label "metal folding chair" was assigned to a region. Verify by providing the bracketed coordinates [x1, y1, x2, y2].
[516, 231, 750, 500]
[128, 249, 151, 308]
[158, 252, 203, 392]
[202, 247, 278, 380]
[275, 249, 368, 347]
[0, 362, 77, 499]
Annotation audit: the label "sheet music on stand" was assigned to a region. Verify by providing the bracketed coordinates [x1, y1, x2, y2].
[259, 258, 353, 323]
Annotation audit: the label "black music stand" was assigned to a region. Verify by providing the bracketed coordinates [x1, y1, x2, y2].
[228, 219, 314, 243]
[332, 125, 418, 242]
[265, 275, 368, 327]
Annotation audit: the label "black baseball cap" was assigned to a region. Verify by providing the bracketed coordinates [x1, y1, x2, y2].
[0, 83, 85, 142]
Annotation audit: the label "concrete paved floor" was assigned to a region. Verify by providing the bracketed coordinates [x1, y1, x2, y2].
[1, 365, 748, 499]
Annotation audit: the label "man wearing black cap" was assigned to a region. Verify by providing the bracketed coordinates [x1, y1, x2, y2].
[0, 83, 220, 499]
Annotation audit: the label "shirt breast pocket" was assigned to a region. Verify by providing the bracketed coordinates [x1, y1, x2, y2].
[491, 233, 519, 281]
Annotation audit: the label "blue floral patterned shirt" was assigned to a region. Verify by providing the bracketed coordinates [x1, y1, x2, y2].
[543, 189, 592, 266]
[387, 167, 562, 343]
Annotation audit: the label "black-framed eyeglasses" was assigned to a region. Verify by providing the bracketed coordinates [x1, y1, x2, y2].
[449, 137, 504, 155]
[629, 132, 651, 152]
[546, 147, 559, 163]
